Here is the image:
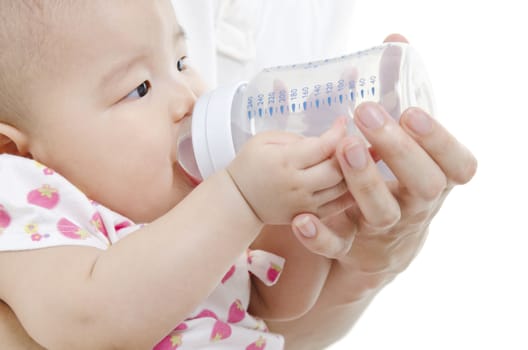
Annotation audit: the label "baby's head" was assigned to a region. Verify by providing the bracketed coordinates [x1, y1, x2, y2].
[0, 0, 207, 222]
[0, 1, 55, 127]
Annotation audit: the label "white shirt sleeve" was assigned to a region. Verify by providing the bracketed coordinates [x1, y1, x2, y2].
[171, 0, 357, 88]
[171, 0, 219, 88]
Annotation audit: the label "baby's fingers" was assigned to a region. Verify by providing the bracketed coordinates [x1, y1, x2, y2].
[314, 180, 350, 206]
[302, 156, 343, 190]
[292, 117, 347, 168]
[316, 191, 356, 219]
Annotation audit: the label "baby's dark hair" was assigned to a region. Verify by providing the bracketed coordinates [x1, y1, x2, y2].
[0, 1, 78, 126]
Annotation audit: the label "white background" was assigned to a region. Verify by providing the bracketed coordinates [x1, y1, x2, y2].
[329, 1, 528, 349]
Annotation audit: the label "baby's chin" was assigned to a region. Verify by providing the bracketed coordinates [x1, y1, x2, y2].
[122, 202, 173, 224]
[113, 189, 188, 224]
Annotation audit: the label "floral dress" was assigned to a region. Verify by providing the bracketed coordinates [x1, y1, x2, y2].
[0, 154, 285, 349]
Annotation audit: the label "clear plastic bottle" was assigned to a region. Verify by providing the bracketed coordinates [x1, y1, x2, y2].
[178, 42, 435, 182]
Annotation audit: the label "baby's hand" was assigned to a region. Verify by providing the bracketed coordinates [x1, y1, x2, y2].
[227, 118, 350, 225]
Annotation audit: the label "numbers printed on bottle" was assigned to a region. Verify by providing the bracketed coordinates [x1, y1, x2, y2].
[313, 84, 321, 97]
[267, 92, 276, 105]
[326, 82, 333, 94]
[278, 89, 287, 104]
[337, 79, 345, 91]
[246, 73, 380, 119]
[290, 88, 298, 101]
[302, 87, 309, 99]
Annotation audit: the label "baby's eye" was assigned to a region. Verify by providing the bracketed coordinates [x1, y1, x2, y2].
[124, 81, 151, 100]
[177, 56, 189, 72]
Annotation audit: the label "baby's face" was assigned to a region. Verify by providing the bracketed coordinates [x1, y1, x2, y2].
[25, 0, 206, 222]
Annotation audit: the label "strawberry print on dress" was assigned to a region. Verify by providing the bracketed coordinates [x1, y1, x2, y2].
[221, 264, 236, 283]
[27, 184, 60, 209]
[57, 218, 89, 240]
[246, 336, 267, 350]
[228, 299, 246, 323]
[0, 204, 11, 233]
[267, 263, 282, 284]
[90, 212, 108, 237]
[153, 323, 187, 350]
[210, 320, 232, 341]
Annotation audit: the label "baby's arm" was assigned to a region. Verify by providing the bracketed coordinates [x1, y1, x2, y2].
[0, 172, 261, 350]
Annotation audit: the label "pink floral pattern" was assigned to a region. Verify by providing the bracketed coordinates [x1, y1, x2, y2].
[27, 184, 60, 209]
[0, 204, 11, 233]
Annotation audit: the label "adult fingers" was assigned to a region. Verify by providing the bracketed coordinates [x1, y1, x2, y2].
[335, 134, 402, 230]
[400, 107, 478, 187]
[291, 213, 356, 259]
[383, 33, 409, 43]
[354, 102, 447, 201]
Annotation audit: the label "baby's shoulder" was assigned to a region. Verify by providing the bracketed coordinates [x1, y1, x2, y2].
[0, 154, 113, 251]
[0, 154, 65, 189]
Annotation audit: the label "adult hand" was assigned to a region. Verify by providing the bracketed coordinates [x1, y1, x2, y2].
[289, 35, 477, 298]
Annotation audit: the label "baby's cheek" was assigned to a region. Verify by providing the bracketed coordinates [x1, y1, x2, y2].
[124, 169, 189, 222]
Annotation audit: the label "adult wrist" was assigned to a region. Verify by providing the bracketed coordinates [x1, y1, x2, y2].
[328, 260, 397, 304]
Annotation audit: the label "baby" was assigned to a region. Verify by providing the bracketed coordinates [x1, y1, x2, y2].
[0, 1, 348, 349]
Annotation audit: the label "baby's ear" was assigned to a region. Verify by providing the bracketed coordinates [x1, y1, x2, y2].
[0, 122, 30, 156]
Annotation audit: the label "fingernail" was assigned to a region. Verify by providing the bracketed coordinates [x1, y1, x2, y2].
[345, 141, 367, 170]
[357, 103, 385, 129]
[405, 108, 432, 135]
[295, 216, 317, 238]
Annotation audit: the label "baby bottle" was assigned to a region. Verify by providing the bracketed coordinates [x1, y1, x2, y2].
[178, 42, 435, 182]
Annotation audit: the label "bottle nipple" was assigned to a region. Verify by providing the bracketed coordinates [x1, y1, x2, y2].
[177, 118, 203, 185]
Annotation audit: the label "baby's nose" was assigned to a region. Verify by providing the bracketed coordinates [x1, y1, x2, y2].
[168, 80, 197, 123]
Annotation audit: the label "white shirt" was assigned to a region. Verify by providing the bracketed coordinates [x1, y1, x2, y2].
[171, 0, 357, 88]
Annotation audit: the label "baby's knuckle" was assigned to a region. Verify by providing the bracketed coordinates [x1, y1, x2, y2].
[293, 188, 314, 211]
[334, 194, 354, 213]
[318, 139, 332, 159]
